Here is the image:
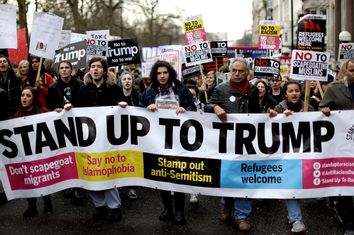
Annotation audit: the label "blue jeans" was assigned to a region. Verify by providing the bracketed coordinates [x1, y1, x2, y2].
[284, 199, 302, 222]
[233, 198, 253, 219]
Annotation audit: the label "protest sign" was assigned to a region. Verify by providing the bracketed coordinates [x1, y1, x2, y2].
[202, 58, 225, 73]
[0, 4, 17, 49]
[183, 14, 207, 44]
[279, 54, 292, 77]
[53, 41, 87, 70]
[160, 49, 182, 80]
[70, 32, 87, 43]
[184, 41, 213, 67]
[1, 107, 354, 200]
[297, 14, 326, 51]
[141, 60, 156, 78]
[182, 63, 202, 79]
[29, 13, 64, 59]
[107, 38, 141, 66]
[290, 50, 329, 81]
[210, 41, 228, 57]
[258, 20, 281, 50]
[8, 28, 28, 64]
[338, 43, 354, 62]
[254, 58, 280, 79]
[57, 30, 71, 50]
[86, 29, 109, 60]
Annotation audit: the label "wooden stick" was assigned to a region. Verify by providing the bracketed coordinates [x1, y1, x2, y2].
[316, 80, 324, 98]
[35, 57, 43, 83]
[304, 80, 311, 112]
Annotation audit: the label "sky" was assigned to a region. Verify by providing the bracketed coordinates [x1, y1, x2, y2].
[158, 0, 253, 41]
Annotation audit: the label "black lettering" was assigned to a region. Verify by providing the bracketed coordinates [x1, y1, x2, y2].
[213, 122, 234, 153]
[313, 121, 335, 152]
[130, 116, 150, 145]
[159, 118, 180, 149]
[282, 122, 311, 153]
[235, 123, 256, 154]
[258, 123, 280, 154]
[75, 117, 96, 147]
[106, 115, 129, 145]
[35, 122, 59, 154]
[54, 118, 77, 148]
[180, 119, 203, 151]
[14, 125, 34, 156]
[0, 129, 17, 158]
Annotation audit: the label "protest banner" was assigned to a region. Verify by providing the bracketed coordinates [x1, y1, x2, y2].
[86, 29, 109, 60]
[8, 28, 28, 64]
[258, 20, 281, 50]
[338, 43, 354, 62]
[297, 14, 326, 52]
[183, 14, 207, 44]
[184, 41, 213, 67]
[29, 13, 64, 59]
[0, 107, 354, 200]
[53, 41, 87, 70]
[290, 50, 329, 81]
[254, 58, 280, 79]
[210, 41, 228, 58]
[57, 30, 71, 50]
[0, 4, 17, 49]
[107, 38, 141, 66]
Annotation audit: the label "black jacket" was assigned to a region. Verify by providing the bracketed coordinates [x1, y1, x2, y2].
[47, 77, 84, 110]
[204, 82, 260, 114]
[139, 79, 196, 111]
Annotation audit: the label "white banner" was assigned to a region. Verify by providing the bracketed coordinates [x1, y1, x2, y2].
[29, 13, 64, 59]
[0, 107, 354, 200]
[0, 4, 17, 49]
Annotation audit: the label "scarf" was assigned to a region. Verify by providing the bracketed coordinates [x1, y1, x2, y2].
[230, 79, 250, 95]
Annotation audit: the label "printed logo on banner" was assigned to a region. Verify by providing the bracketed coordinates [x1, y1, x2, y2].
[290, 50, 329, 81]
[338, 43, 354, 62]
[297, 14, 326, 52]
[143, 153, 221, 187]
[346, 124, 354, 142]
[53, 41, 87, 70]
[184, 41, 213, 67]
[107, 38, 141, 66]
[302, 158, 354, 189]
[254, 58, 280, 79]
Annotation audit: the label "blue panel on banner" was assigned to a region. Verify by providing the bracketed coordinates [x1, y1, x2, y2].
[220, 160, 302, 189]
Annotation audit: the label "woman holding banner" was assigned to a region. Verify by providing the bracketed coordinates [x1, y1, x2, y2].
[13, 86, 53, 217]
[269, 80, 311, 233]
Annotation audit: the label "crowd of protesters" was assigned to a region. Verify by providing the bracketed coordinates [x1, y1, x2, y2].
[0, 54, 353, 234]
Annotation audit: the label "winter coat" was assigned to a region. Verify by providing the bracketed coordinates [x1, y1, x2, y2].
[274, 99, 314, 113]
[47, 76, 84, 110]
[77, 72, 124, 107]
[139, 78, 196, 111]
[204, 82, 260, 114]
[319, 78, 354, 110]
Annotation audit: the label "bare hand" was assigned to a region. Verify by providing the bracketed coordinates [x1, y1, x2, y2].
[268, 109, 277, 118]
[321, 107, 331, 116]
[283, 109, 293, 116]
[214, 105, 227, 122]
[64, 103, 73, 110]
[176, 107, 186, 115]
[147, 103, 158, 112]
[118, 101, 128, 108]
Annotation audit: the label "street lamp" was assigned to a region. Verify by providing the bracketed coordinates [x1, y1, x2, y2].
[339, 31, 352, 43]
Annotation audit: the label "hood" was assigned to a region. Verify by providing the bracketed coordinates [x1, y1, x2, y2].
[83, 71, 117, 87]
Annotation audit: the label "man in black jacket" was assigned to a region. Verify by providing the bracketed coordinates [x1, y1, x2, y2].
[204, 58, 260, 231]
[47, 61, 83, 111]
